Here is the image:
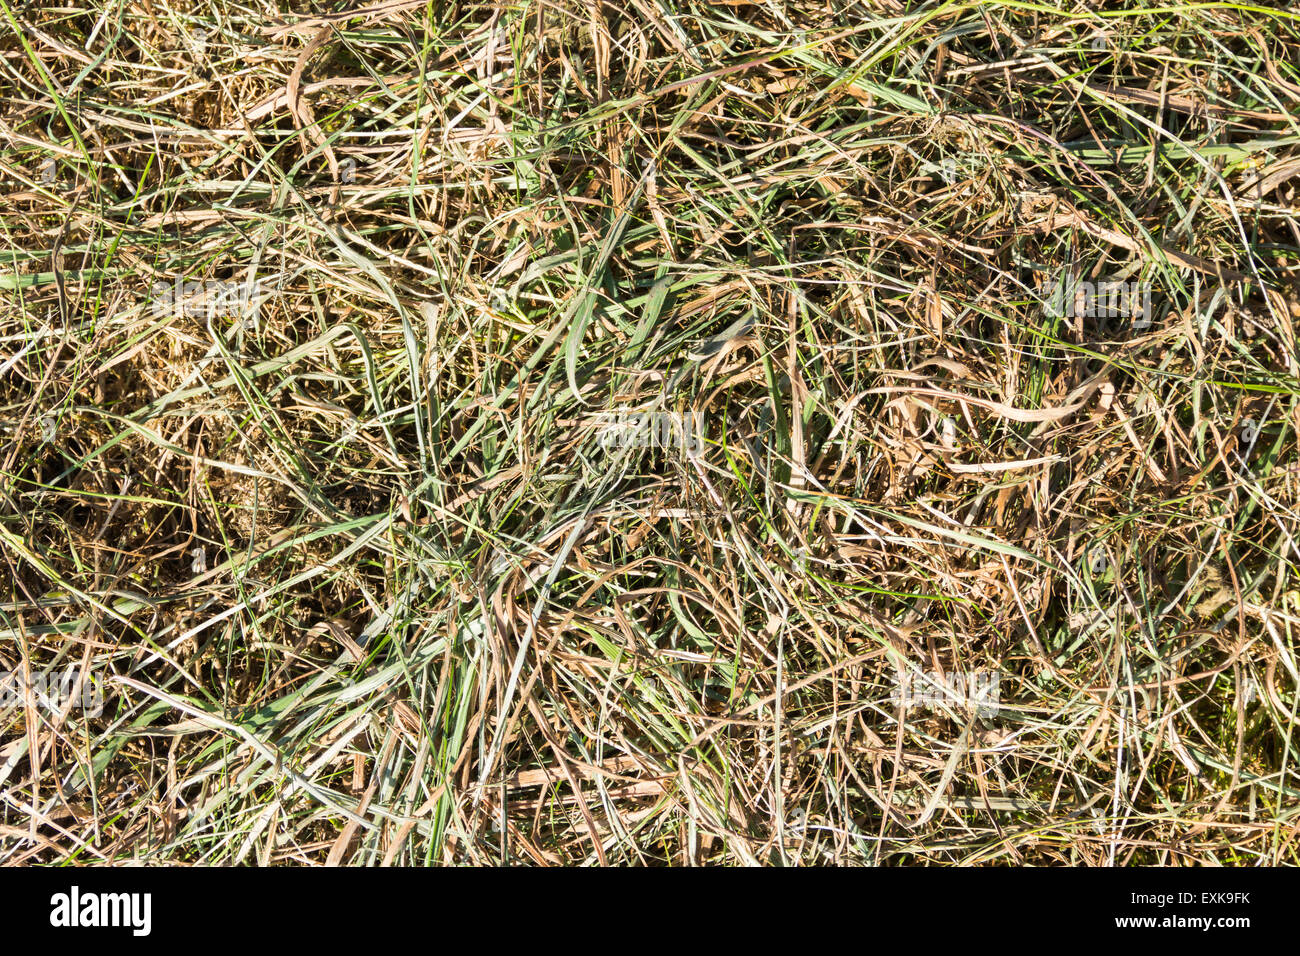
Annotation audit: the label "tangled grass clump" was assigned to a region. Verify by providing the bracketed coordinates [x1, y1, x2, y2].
[1, 0, 1299, 865]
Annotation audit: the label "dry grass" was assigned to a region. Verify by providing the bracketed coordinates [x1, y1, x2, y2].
[1, 0, 1299, 865]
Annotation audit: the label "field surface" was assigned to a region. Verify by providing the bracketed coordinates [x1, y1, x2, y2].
[2, 0, 1300, 865]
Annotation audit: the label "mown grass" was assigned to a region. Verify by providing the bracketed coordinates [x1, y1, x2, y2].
[1, 0, 1299, 864]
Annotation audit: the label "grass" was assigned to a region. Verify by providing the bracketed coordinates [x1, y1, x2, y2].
[1, 0, 1299, 865]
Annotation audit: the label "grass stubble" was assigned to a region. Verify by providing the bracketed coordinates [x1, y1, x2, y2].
[1, 0, 1299, 865]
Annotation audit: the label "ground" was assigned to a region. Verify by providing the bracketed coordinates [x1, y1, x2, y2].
[1, 0, 1298, 865]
